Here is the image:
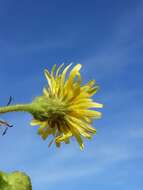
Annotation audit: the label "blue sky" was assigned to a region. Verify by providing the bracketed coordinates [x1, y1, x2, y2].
[0, 0, 143, 189]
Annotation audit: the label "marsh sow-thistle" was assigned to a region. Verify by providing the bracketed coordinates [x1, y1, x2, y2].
[0, 64, 103, 150]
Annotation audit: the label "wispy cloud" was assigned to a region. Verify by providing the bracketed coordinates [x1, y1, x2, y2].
[0, 31, 78, 56]
[29, 141, 133, 188]
[82, 3, 143, 80]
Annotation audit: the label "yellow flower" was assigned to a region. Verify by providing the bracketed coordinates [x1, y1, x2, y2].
[30, 64, 103, 150]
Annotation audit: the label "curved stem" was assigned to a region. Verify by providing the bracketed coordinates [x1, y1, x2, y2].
[0, 104, 33, 115]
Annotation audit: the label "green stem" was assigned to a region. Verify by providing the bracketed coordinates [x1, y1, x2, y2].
[0, 104, 33, 115]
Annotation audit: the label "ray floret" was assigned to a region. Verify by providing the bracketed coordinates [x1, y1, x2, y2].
[30, 64, 103, 150]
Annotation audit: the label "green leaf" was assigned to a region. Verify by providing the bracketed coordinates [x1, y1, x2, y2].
[0, 171, 32, 190]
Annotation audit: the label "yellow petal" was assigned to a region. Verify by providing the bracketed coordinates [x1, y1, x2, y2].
[41, 127, 52, 140]
[89, 102, 103, 108]
[87, 86, 99, 96]
[44, 69, 52, 91]
[81, 80, 95, 91]
[51, 64, 56, 77]
[65, 64, 82, 89]
[67, 116, 96, 134]
[43, 87, 49, 97]
[75, 109, 102, 118]
[56, 63, 64, 77]
[69, 98, 92, 105]
[67, 119, 84, 150]
[69, 101, 103, 109]
[67, 117, 92, 139]
[30, 119, 42, 126]
[85, 110, 102, 118]
[61, 64, 72, 86]
[56, 131, 72, 143]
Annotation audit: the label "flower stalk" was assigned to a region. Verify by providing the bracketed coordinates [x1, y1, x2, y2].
[0, 104, 33, 115]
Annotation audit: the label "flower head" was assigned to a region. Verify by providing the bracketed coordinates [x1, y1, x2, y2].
[30, 64, 103, 150]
